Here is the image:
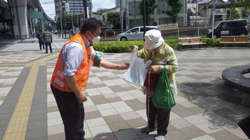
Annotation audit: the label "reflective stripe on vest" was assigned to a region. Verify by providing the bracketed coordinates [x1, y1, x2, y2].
[51, 33, 92, 92]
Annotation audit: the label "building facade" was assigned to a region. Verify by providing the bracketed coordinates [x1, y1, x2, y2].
[126, 0, 186, 28]
[54, 0, 84, 18]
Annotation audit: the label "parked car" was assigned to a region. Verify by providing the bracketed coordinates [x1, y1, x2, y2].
[116, 26, 159, 41]
[101, 27, 115, 37]
[207, 19, 248, 39]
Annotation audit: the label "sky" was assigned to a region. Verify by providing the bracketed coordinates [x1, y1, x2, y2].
[40, 0, 115, 19]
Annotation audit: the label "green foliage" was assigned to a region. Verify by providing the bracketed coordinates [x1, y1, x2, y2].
[96, 8, 107, 13]
[44, 24, 53, 31]
[241, 8, 249, 18]
[0, 26, 5, 31]
[138, 0, 158, 25]
[56, 14, 77, 30]
[106, 12, 120, 29]
[227, 7, 242, 19]
[165, 0, 183, 23]
[93, 38, 245, 53]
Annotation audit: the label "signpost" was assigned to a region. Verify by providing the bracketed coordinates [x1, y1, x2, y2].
[211, 0, 216, 39]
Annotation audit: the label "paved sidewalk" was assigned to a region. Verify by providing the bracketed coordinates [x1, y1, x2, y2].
[0, 36, 250, 140]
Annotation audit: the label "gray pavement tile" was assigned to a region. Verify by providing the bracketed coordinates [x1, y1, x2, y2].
[28, 113, 47, 122]
[166, 129, 190, 140]
[128, 103, 146, 111]
[126, 118, 147, 128]
[179, 125, 206, 139]
[27, 120, 47, 130]
[47, 106, 59, 113]
[93, 133, 117, 140]
[108, 121, 130, 132]
[114, 129, 139, 140]
[107, 97, 123, 103]
[26, 127, 47, 140]
[85, 111, 102, 120]
[210, 130, 243, 140]
[173, 108, 197, 118]
[48, 133, 65, 140]
[104, 114, 124, 124]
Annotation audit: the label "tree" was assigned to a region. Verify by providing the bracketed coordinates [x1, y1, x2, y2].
[56, 14, 78, 30]
[165, 0, 183, 23]
[228, 0, 250, 19]
[106, 12, 120, 29]
[138, 0, 158, 25]
[96, 8, 107, 13]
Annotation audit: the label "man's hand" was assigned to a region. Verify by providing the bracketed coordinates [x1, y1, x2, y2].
[120, 63, 130, 70]
[76, 91, 87, 103]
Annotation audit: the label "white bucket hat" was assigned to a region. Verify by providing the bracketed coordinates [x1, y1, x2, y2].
[144, 29, 164, 50]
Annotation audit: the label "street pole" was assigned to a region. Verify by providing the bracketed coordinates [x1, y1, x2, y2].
[212, 0, 216, 39]
[59, 0, 63, 38]
[196, 0, 198, 25]
[143, 0, 146, 39]
[120, 0, 123, 32]
[125, 0, 128, 30]
[134, 0, 136, 27]
[83, 0, 88, 20]
[71, 14, 74, 31]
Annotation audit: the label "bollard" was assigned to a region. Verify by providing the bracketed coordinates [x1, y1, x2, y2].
[113, 32, 116, 40]
[105, 32, 107, 40]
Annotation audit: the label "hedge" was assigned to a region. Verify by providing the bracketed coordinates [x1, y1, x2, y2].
[92, 38, 241, 53]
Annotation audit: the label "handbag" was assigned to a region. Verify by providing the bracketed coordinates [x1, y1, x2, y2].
[152, 66, 175, 109]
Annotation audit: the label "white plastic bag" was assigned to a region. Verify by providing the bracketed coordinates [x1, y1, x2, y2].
[123, 46, 152, 87]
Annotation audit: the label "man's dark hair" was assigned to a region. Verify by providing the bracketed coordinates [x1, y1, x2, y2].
[81, 18, 102, 34]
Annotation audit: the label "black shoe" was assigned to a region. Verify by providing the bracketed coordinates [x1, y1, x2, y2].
[141, 126, 156, 133]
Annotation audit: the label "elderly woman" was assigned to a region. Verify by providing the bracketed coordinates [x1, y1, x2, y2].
[133, 29, 178, 140]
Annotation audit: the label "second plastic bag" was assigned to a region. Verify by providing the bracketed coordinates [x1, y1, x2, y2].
[123, 46, 152, 87]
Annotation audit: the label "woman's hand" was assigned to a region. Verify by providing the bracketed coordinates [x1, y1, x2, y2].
[146, 65, 160, 74]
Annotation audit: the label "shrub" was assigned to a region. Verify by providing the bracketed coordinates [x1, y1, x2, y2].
[92, 38, 230, 53]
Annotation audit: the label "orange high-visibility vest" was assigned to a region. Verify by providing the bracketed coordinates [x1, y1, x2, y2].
[51, 33, 92, 92]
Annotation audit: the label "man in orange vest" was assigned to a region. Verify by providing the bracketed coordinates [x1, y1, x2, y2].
[50, 18, 129, 140]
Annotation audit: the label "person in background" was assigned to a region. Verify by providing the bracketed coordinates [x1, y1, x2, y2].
[69, 29, 76, 38]
[43, 29, 53, 54]
[58, 29, 61, 38]
[132, 30, 178, 140]
[50, 18, 130, 140]
[36, 29, 45, 50]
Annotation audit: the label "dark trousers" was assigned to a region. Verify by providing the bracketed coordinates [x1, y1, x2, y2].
[146, 94, 171, 136]
[39, 43, 44, 50]
[238, 115, 250, 139]
[45, 43, 52, 53]
[51, 85, 85, 140]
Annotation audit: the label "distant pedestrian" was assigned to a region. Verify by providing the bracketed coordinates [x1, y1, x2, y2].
[58, 29, 61, 38]
[43, 29, 53, 53]
[69, 29, 76, 38]
[36, 29, 45, 50]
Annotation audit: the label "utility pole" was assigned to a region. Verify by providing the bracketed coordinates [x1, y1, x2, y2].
[120, 0, 123, 32]
[59, 0, 63, 38]
[143, 0, 146, 38]
[134, 0, 136, 27]
[71, 14, 74, 30]
[212, 0, 216, 39]
[125, 0, 128, 30]
[83, 0, 88, 20]
[88, 0, 92, 18]
[196, 0, 198, 25]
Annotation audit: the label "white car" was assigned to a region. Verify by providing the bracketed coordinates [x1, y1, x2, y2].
[116, 26, 159, 41]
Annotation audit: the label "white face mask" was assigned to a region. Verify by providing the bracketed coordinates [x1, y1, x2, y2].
[90, 32, 101, 44]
